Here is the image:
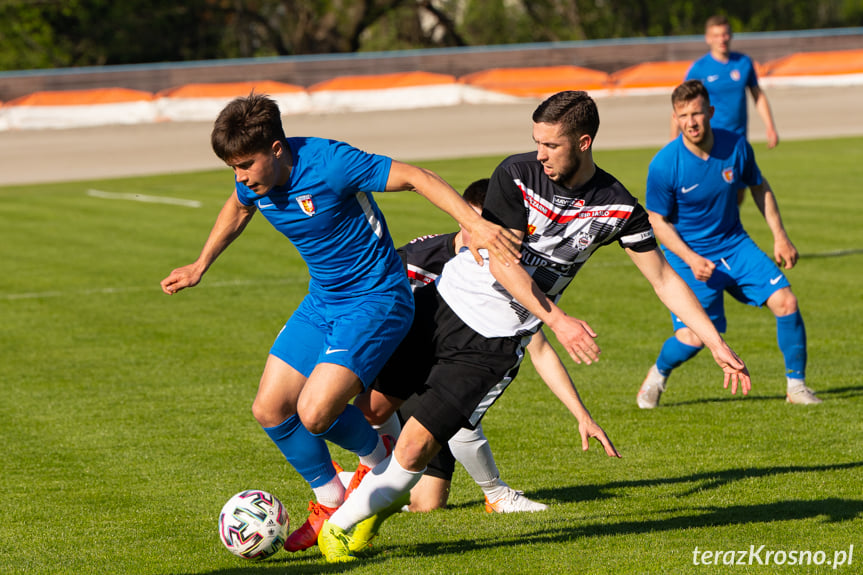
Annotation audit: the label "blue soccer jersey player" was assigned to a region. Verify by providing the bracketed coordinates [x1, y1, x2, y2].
[638, 79, 819, 409]
[677, 15, 779, 149]
[160, 93, 521, 552]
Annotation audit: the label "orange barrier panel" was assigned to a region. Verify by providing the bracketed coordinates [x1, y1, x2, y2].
[157, 80, 304, 98]
[764, 49, 863, 76]
[611, 61, 692, 90]
[459, 66, 610, 97]
[309, 71, 456, 91]
[7, 87, 154, 106]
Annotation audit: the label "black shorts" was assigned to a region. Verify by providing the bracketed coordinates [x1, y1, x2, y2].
[397, 393, 455, 480]
[376, 283, 526, 448]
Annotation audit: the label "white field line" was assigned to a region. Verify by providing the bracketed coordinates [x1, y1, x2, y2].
[1, 277, 305, 301]
[87, 188, 202, 208]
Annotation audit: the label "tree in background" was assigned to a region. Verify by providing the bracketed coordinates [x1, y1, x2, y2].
[0, 0, 861, 71]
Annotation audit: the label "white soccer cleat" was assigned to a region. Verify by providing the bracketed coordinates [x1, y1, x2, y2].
[786, 383, 822, 405]
[484, 488, 548, 513]
[637, 364, 667, 409]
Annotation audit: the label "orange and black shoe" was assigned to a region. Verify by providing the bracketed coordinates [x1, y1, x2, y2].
[284, 500, 338, 552]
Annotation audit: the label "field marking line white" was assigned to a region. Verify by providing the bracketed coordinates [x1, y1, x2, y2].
[86, 188, 202, 208]
[1, 277, 305, 301]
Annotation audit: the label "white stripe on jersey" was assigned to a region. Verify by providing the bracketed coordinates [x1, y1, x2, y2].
[354, 191, 383, 238]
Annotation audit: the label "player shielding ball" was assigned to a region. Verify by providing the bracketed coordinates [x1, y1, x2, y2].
[160, 93, 521, 553]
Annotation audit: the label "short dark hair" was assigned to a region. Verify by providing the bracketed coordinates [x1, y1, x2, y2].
[211, 93, 286, 162]
[705, 14, 730, 30]
[672, 79, 711, 107]
[462, 178, 489, 208]
[532, 90, 599, 145]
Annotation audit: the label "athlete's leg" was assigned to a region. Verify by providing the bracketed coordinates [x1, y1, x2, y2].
[765, 287, 817, 403]
[656, 328, 704, 375]
[255, 355, 341, 501]
[408, 475, 451, 512]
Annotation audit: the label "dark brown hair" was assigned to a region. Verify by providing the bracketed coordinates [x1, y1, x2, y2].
[672, 79, 711, 107]
[532, 90, 599, 145]
[463, 178, 489, 208]
[211, 93, 286, 162]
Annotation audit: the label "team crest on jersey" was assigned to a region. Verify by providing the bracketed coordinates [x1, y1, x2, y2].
[527, 224, 537, 235]
[575, 231, 595, 251]
[296, 194, 316, 216]
[730, 69, 741, 81]
[722, 167, 735, 183]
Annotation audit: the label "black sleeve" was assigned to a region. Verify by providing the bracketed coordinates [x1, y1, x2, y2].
[615, 202, 658, 252]
[482, 162, 528, 233]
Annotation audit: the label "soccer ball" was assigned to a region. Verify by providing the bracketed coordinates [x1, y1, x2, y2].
[218, 490, 289, 560]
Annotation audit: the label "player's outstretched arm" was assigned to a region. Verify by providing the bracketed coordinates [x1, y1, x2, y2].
[160, 194, 256, 295]
[627, 247, 751, 395]
[526, 330, 620, 458]
[385, 161, 521, 266]
[489, 250, 600, 365]
[749, 180, 798, 269]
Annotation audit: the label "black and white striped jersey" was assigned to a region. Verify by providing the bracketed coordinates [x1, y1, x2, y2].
[397, 232, 457, 291]
[438, 152, 656, 338]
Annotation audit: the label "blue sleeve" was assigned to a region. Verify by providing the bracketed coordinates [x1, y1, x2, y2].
[645, 149, 676, 218]
[684, 60, 699, 81]
[234, 180, 257, 206]
[739, 140, 763, 188]
[322, 140, 392, 198]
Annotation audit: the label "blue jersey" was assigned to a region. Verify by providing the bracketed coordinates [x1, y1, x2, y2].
[686, 52, 758, 137]
[235, 137, 406, 297]
[645, 129, 762, 259]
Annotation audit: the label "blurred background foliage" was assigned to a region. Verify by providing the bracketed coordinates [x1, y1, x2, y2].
[1, 0, 861, 71]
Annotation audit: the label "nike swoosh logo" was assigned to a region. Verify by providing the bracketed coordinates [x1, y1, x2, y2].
[682, 184, 699, 193]
[325, 347, 349, 355]
[770, 276, 782, 285]
[707, 75, 719, 82]
[258, 201, 275, 208]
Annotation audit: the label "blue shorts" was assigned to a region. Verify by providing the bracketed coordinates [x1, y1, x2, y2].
[270, 285, 414, 387]
[666, 236, 790, 333]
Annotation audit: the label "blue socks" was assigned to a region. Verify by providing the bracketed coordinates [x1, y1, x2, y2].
[656, 335, 703, 376]
[312, 403, 379, 457]
[776, 310, 807, 380]
[263, 414, 335, 488]
[263, 405, 379, 489]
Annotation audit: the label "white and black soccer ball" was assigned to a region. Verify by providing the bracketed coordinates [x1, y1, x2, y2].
[218, 490, 289, 560]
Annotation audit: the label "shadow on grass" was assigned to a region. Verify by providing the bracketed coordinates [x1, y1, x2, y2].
[664, 382, 863, 407]
[389, 497, 863, 560]
[534, 460, 863, 503]
[175, 495, 863, 573]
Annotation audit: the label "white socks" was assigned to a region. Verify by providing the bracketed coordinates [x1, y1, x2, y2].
[373, 412, 402, 440]
[329, 454, 424, 530]
[313, 474, 346, 509]
[448, 425, 501, 485]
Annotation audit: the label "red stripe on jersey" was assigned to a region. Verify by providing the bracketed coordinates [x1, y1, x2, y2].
[406, 269, 435, 285]
[518, 183, 633, 224]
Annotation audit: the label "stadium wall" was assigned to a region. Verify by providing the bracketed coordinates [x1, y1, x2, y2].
[1, 28, 861, 100]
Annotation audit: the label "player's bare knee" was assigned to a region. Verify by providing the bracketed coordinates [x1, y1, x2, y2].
[768, 288, 798, 317]
[675, 328, 704, 349]
[251, 397, 283, 428]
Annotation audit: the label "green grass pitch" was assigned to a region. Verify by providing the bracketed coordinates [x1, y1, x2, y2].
[1, 137, 861, 574]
